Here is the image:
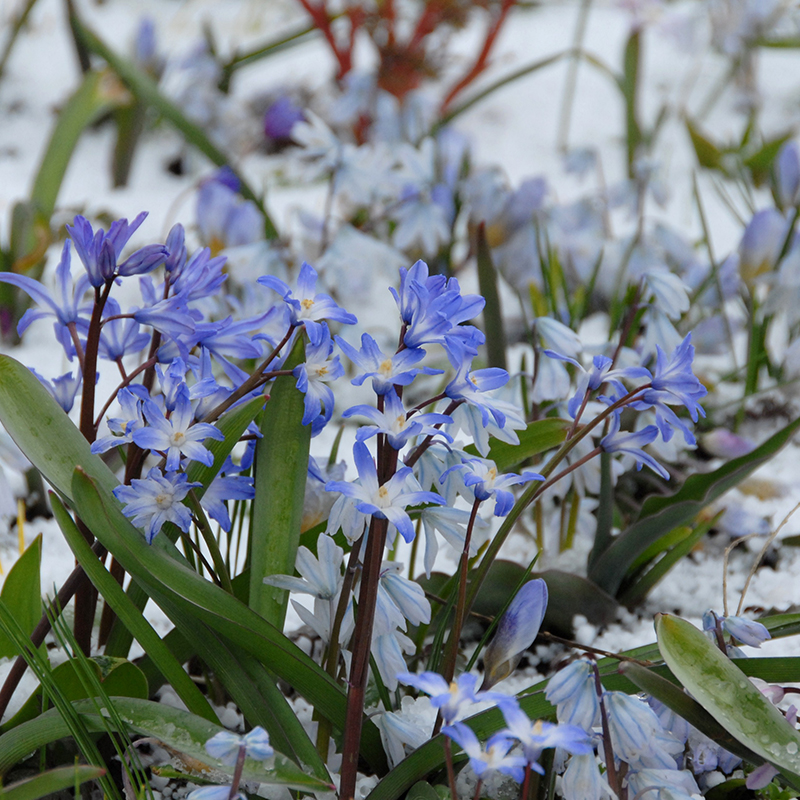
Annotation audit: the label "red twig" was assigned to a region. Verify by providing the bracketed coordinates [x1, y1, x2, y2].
[441, 0, 517, 114]
[296, 0, 353, 79]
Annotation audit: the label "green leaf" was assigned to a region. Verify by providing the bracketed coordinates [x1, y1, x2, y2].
[0, 355, 120, 501]
[0, 765, 105, 800]
[744, 133, 791, 185]
[69, 468, 387, 775]
[617, 511, 721, 608]
[687, 119, 724, 170]
[250, 336, 311, 627]
[0, 655, 147, 734]
[406, 781, 442, 800]
[50, 494, 218, 723]
[476, 224, 507, 370]
[622, 30, 642, 178]
[0, 699, 333, 792]
[656, 614, 800, 780]
[588, 415, 800, 594]
[463, 418, 570, 472]
[69, 15, 278, 239]
[0, 534, 41, 659]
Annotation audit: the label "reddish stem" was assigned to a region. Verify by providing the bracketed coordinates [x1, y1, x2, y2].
[440, 0, 517, 114]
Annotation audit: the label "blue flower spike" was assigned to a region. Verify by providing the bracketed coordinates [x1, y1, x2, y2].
[482, 579, 548, 689]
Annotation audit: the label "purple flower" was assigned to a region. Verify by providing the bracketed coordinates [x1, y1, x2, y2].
[202, 468, 255, 532]
[634, 334, 707, 445]
[67, 212, 167, 287]
[335, 333, 442, 395]
[264, 96, 305, 142]
[343, 389, 452, 450]
[92, 387, 147, 454]
[325, 442, 443, 542]
[777, 141, 800, 209]
[738, 208, 788, 285]
[32, 369, 82, 414]
[258, 262, 357, 345]
[113, 468, 200, 543]
[196, 170, 263, 252]
[98, 298, 150, 361]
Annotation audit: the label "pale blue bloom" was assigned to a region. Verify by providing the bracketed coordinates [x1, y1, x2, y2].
[133, 384, 224, 471]
[293, 327, 344, 426]
[258, 261, 357, 345]
[498, 699, 592, 768]
[204, 725, 273, 765]
[98, 298, 150, 361]
[738, 208, 788, 283]
[113, 468, 200, 543]
[482, 579, 548, 688]
[706, 610, 772, 648]
[544, 659, 599, 732]
[444, 356, 512, 430]
[441, 457, 544, 517]
[263, 533, 343, 600]
[0, 240, 91, 353]
[32, 369, 82, 414]
[335, 333, 442, 394]
[604, 692, 681, 767]
[196, 169, 263, 251]
[92, 387, 147, 454]
[397, 671, 486, 725]
[186, 786, 244, 800]
[443, 723, 526, 783]
[344, 388, 452, 450]
[777, 141, 800, 209]
[561, 753, 607, 800]
[202, 464, 254, 532]
[418, 505, 489, 578]
[325, 442, 443, 542]
[600, 413, 669, 480]
[379, 562, 431, 628]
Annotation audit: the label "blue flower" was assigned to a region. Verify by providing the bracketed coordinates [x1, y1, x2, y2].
[396, 671, 487, 725]
[444, 355, 511, 429]
[777, 141, 800, 209]
[293, 327, 344, 425]
[343, 388, 453, 450]
[738, 208, 788, 285]
[0, 240, 91, 352]
[390, 260, 484, 354]
[600, 413, 669, 480]
[441, 458, 544, 516]
[66, 212, 167, 287]
[133, 384, 224, 471]
[32, 369, 82, 414]
[196, 169, 263, 253]
[498, 699, 592, 769]
[258, 262, 357, 345]
[202, 465, 255, 532]
[442, 723, 526, 784]
[92, 387, 147, 454]
[335, 333, 442, 394]
[113, 468, 200, 543]
[325, 442, 443, 542]
[704, 610, 771, 648]
[98, 298, 151, 361]
[543, 659, 599, 732]
[544, 351, 650, 420]
[204, 725, 273, 765]
[482, 579, 548, 689]
[634, 334, 707, 445]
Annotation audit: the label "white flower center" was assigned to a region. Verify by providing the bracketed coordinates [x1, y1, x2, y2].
[154, 492, 174, 510]
[394, 415, 407, 431]
[315, 365, 329, 379]
[375, 485, 391, 508]
[170, 431, 186, 447]
[379, 358, 394, 377]
[301, 298, 315, 310]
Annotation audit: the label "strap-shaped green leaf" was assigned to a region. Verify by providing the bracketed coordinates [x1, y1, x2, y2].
[250, 336, 311, 627]
[50, 494, 218, 723]
[463, 418, 569, 472]
[0, 535, 41, 660]
[589, 414, 800, 594]
[0, 765, 105, 800]
[657, 613, 800, 781]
